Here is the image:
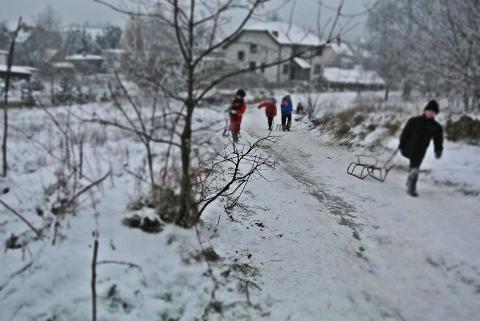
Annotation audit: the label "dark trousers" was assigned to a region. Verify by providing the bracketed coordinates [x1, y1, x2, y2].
[409, 157, 423, 169]
[407, 156, 423, 195]
[281, 113, 291, 130]
[267, 117, 274, 130]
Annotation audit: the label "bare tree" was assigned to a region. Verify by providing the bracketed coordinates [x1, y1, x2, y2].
[35, 4, 62, 32]
[366, 1, 408, 101]
[407, 0, 480, 110]
[2, 17, 22, 177]
[95, 0, 350, 227]
[366, 0, 480, 110]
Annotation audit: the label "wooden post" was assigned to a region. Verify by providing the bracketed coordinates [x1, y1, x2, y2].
[91, 239, 99, 321]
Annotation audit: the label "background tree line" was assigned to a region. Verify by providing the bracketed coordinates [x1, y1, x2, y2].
[366, 0, 479, 111]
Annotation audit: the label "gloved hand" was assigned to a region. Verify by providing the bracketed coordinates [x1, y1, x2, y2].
[229, 109, 237, 115]
[435, 150, 442, 159]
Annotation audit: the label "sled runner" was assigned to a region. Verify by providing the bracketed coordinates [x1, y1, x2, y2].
[347, 149, 398, 182]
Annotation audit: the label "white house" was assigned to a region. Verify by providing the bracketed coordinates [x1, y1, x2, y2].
[222, 21, 354, 84]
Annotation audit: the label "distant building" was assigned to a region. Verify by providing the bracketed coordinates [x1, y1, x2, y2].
[0, 50, 7, 65]
[102, 49, 126, 71]
[321, 65, 385, 90]
[65, 54, 104, 74]
[222, 22, 355, 84]
[0, 64, 36, 82]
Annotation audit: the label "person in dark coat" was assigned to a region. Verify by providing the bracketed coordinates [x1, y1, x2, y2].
[399, 100, 444, 197]
[257, 97, 277, 131]
[296, 102, 305, 115]
[228, 89, 247, 143]
[280, 95, 293, 131]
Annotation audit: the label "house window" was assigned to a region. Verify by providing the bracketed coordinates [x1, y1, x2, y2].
[249, 61, 256, 71]
[238, 51, 245, 61]
[282, 64, 289, 74]
[314, 64, 322, 75]
[250, 44, 258, 54]
[316, 46, 323, 56]
[261, 63, 266, 73]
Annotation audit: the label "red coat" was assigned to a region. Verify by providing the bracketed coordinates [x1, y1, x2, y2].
[258, 101, 277, 118]
[229, 98, 246, 134]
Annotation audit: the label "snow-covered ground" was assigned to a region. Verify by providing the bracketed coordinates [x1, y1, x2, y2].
[1, 91, 479, 321]
[207, 95, 480, 321]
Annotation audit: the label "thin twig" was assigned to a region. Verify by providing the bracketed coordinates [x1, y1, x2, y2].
[0, 200, 42, 238]
[56, 171, 111, 215]
[97, 260, 141, 269]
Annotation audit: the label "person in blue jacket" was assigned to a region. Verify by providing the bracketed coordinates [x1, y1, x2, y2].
[280, 95, 293, 131]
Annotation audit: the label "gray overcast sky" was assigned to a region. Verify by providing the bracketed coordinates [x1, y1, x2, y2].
[0, 0, 374, 40]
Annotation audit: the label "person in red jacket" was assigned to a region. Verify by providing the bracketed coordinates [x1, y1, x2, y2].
[228, 89, 247, 143]
[257, 97, 277, 131]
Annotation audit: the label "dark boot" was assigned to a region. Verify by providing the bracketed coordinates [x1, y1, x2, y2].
[232, 132, 239, 143]
[407, 168, 419, 197]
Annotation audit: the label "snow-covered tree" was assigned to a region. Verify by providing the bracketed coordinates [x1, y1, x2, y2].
[35, 4, 61, 32]
[366, 1, 409, 100]
[64, 27, 99, 54]
[0, 22, 10, 50]
[96, 25, 122, 49]
[366, 0, 480, 110]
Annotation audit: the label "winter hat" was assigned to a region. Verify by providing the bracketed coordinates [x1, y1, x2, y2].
[424, 100, 439, 114]
[236, 89, 246, 98]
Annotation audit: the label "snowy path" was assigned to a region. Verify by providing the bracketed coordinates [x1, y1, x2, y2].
[212, 107, 480, 321]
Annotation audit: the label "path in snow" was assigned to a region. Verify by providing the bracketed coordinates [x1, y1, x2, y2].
[211, 107, 480, 321]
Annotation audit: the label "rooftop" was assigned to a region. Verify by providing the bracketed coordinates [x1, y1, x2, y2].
[66, 54, 104, 61]
[322, 65, 385, 85]
[243, 22, 323, 46]
[0, 64, 36, 75]
[328, 42, 353, 56]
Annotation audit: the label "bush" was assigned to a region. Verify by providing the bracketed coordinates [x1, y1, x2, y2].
[335, 124, 351, 138]
[446, 115, 480, 145]
[384, 122, 400, 135]
[352, 114, 365, 127]
[366, 123, 377, 133]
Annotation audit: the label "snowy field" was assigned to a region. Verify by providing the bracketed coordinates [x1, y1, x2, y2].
[1, 91, 479, 321]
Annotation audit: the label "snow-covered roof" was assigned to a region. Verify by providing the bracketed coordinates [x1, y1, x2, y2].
[294, 57, 311, 69]
[322, 66, 385, 85]
[15, 30, 32, 44]
[52, 62, 75, 69]
[0, 64, 36, 75]
[66, 54, 104, 61]
[328, 43, 353, 56]
[354, 48, 373, 59]
[5, 19, 32, 31]
[244, 22, 323, 46]
[102, 49, 126, 54]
